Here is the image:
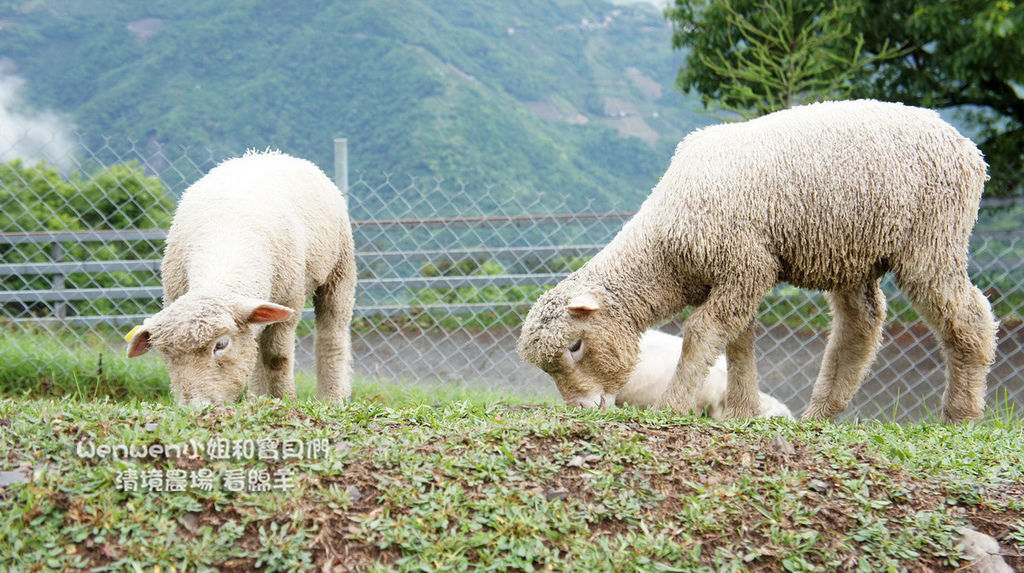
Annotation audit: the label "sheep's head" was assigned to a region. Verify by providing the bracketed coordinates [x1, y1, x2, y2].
[518, 283, 639, 409]
[125, 293, 293, 406]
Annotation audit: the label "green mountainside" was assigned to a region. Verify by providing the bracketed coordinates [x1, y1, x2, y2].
[0, 0, 712, 210]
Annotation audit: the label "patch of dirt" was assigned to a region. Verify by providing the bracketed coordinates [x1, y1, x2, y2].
[306, 459, 400, 571]
[169, 453, 206, 473]
[126, 18, 163, 44]
[521, 99, 589, 125]
[522, 100, 564, 123]
[624, 67, 663, 100]
[596, 115, 660, 146]
[961, 485, 1024, 571]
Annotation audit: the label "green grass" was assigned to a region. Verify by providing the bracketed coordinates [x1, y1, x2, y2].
[0, 329, 551, 409]
[0, 330, 169, 402]
[1, 331, 1022, 570]
[1, 394, 1022, 572]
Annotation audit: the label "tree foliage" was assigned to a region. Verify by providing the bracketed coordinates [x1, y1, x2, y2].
[413, 258, 538, 329]
[665, 0, 1024, 195]
[0, 159, 78, 233]
[0, 158, 173, 317]
[851, 1, 1024, 196]
[665, 0, 903, 119]
[0, 158, 172, 234]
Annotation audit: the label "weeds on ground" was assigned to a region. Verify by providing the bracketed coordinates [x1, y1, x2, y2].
[1, 394, 1021, 571]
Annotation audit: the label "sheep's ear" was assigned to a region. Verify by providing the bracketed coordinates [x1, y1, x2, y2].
[240, 301, 294, 324]
[567, 292, 601, 318]
[126, 329, 152, 358]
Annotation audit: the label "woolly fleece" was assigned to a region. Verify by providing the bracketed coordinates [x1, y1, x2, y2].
[518, 100, 997, 424]
[618, 330, 792, 419]
[127, 150, 356, 406]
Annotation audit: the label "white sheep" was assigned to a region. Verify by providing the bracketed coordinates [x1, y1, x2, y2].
[619, 330, 792, 419]
[126, 150, 356, 406]
[518, 99, 997, 424]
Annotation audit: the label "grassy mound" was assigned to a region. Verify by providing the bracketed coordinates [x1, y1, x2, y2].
[1, 395, 1021, 571]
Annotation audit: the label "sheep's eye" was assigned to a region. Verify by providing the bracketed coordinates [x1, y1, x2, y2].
[213, 337, 231, 354]
[568, 339, 585, 362]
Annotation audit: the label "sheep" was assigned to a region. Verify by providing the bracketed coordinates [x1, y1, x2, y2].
[619, 330, 792, 419]
[518, 99, 997, 424]
[125, 149, 356, 406]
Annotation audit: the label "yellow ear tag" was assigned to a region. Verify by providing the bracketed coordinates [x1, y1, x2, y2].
[125, 324, 144, 342]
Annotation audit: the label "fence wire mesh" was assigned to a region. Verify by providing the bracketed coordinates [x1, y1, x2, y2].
[1, 134, 1022, 421]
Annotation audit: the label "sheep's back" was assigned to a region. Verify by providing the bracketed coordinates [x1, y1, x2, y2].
[165, 152, 350, 298]
[651, 100, 986, 290]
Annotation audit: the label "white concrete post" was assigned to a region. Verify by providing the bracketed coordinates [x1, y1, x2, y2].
[333, 138, 349, 199]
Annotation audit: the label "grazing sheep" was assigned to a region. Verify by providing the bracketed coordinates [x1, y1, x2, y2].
[126, 150, 356, 406]
[518, 99, 997, 424]
[619, 330, 792, 419]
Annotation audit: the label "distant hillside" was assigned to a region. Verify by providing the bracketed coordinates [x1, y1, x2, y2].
[0, 0, 713, 211]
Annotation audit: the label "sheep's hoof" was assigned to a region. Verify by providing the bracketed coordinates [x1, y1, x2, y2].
[722, 405, 757, 420]
[939, 410, 982, 426]
[799, 401, 844, 421]
[655, 398, 698, 416]
[800, 410, 839, 422]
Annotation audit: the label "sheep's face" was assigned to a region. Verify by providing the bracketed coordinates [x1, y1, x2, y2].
[518, 285, 639, 409]
[126, 294, 293, 406]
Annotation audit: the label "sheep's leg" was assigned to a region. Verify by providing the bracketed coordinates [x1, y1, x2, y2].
[656, 281, 769, 417]
[248, 362, 271, 398]
[312, 259, 356, 402]
[896, 269, 997, 424]
[248, 323, 278, 399]
[257, 317, 299, 400]
[802, 281, 886, 420]
[722, 321, 760, 419]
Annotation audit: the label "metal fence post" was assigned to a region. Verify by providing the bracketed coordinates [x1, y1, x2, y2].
[334, 138, 349, 198]
[50, 241, 67, 320]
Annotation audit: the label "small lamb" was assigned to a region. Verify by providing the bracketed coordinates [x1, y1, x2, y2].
[126, 150, 356, 406]
[518, 100, 997, 424]
[619, 330, 792, 419]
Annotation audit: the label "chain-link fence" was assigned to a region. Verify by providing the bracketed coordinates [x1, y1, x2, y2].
[2, 135, 1022, 421]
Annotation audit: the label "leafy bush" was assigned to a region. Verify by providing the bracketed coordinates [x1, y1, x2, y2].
[412, 258, 543, 330]
[0, 158, 173, 319]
